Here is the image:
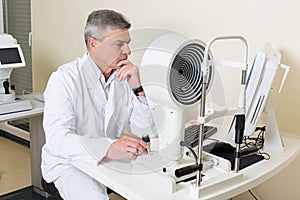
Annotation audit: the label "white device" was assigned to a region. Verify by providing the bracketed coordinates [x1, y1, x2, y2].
[245, 49, 280, 136]
[139, 34, 251, 198]
[137, 34, 286, 198]
[0, 33, 32, 114]
[140, 32, 214, 160]
[228, 44, 288, 148]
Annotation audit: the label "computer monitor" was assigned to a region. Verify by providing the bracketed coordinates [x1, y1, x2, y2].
[0, 44, 26, 68]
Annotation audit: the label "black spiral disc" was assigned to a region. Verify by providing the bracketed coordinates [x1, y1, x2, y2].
[170, 43, 213, 105]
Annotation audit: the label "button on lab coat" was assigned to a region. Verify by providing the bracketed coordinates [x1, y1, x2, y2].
[41, 53, 156, 182]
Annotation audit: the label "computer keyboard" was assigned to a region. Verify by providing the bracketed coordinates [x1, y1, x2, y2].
[184, 124, 218, 147]
[0, 100, 33, 115]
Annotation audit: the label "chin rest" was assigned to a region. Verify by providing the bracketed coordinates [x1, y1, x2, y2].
[41, 178, 63, 199]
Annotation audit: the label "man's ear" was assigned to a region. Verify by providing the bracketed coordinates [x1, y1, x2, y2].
[88, 37, 98, 49]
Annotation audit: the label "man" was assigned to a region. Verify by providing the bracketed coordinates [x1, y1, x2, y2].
[41, 9, 156, 200]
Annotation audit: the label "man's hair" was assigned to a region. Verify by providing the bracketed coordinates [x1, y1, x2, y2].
[84, 9, 131, 47]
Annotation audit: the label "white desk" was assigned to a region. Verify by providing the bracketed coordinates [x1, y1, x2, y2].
[0, 97, 43, 121]
[72, 136, 300, 200]
[0, 96, 44, 191]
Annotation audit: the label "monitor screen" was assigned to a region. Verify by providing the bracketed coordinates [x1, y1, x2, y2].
[0, 44, 25, 68]
[0, 47, 22, 64]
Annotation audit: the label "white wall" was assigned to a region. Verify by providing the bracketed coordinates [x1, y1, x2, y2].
[31, 0, 300, 199]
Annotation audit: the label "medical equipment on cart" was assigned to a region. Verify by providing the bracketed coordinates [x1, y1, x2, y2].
[137, 32, 287, 199]
[0, 33, 32, 114]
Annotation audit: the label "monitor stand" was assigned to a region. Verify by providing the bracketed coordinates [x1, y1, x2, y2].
[264, 98, 284, 152]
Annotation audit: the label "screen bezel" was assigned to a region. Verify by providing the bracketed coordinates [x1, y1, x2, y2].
[0, 44, 26, 68]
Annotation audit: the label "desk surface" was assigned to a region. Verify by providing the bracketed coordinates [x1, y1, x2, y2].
[72, 136, 300, 200]
[0, 95, 44, 122]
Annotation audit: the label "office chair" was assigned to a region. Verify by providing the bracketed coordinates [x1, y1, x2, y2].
[41, 178, 63, 200]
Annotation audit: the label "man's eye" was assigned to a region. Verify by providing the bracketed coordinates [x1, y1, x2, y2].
[114, 43, 124, 48]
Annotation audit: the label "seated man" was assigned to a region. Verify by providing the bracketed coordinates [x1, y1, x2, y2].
[41, 9, 156, 200]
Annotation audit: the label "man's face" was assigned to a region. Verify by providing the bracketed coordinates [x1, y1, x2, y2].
[89, 28, 131, 73]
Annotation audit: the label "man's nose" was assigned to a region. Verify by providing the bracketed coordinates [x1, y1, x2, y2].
[122, 43, 131, 56]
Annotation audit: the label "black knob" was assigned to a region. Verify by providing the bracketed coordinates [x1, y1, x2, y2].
[142, 134, 150, 143]
[3, 80, 10, 94]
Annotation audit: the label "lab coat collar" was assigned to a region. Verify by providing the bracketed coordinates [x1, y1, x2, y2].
[99, 70, 117, 88]
[84, 52, 117, 88]
[81, 52, 102, 89]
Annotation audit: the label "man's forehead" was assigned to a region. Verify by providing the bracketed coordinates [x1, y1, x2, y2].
[103, 28, 130, 42]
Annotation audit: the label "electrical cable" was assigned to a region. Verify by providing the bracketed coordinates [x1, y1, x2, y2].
[257, 151, 270, 160]
[180, 141, 198, 163]
[241, 126, 270, 160]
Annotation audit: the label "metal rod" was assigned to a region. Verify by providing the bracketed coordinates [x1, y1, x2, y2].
[234, 143, 241, 173]
[197, 35, 248, 184]
[196, 80, 207, 187]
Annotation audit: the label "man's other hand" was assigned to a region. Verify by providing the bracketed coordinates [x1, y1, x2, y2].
[105, 135, 148, 160]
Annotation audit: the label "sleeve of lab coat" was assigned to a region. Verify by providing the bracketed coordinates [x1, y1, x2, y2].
[43, 71, 112, 166]
[129, 94, 157, 138]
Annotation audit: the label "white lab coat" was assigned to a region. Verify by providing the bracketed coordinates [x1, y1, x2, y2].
[41, 53, 155, 183]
